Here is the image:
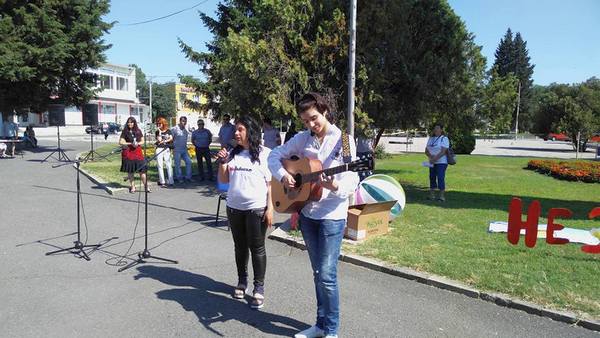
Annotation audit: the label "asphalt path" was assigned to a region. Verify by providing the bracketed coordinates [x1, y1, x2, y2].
[0, 140, 597, 337]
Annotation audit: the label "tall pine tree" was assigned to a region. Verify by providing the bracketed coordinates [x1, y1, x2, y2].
[491, 28, 535, 132]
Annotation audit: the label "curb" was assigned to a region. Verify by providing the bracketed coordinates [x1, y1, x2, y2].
[75, 155, 124, 195]
[268, 227, 600, 332]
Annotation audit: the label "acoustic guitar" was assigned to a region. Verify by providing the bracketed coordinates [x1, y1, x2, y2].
[271, 155, 374, 213]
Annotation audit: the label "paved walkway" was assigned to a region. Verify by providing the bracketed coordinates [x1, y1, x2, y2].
[0, 141, 597, 337]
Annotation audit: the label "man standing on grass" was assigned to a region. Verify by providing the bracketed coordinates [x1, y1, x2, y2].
[191, 119, 214, 181]
[171, 116, 193, 183]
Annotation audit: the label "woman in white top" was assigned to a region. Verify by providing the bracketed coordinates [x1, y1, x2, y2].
[425, 123, 450, 201]
[268, 92, 359, 338]
[215, 115, 273, 310]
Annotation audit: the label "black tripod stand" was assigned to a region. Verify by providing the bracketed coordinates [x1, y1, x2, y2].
[81, 126, 101, 161]
[42, 126, 70, 162]
[119, 136, 178, 272]
[46, 157, 104, 260]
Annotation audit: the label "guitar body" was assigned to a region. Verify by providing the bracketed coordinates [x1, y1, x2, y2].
[271, 157, 323, 213]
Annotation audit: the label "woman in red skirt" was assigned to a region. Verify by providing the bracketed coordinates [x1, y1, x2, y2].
[119, 117, 149, 193]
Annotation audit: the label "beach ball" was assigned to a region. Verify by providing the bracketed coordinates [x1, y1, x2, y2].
[354, 174, 406, 219]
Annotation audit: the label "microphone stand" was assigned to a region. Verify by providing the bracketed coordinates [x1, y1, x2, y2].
[44, 148, 120, 260]
[118, 132, 178, 272]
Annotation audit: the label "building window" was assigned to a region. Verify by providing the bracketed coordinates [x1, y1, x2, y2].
[130, 106, 142, 115]
[100, 75, 113, 90]
[116, 77, 128, 91]
[102, 104, 116, 115]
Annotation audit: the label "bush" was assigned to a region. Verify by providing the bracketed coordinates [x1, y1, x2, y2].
[374, 144, 391, 159]
[450, 132, 476, 154]
[526, 159, 600, 183]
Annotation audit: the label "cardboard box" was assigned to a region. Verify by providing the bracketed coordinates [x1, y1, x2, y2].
[345, 201, 397, 241]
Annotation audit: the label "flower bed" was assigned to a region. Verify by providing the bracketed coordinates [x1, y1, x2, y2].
[526, 159, 600, 183]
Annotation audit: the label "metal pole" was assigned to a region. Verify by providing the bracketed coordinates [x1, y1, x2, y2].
[347, 0, 357, 137]
[576, 131, 580, 159]
[149, 77, 153, 123]
[515, 81, 521, 140]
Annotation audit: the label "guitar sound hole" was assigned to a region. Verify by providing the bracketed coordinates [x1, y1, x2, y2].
[275, 201, 280, 207]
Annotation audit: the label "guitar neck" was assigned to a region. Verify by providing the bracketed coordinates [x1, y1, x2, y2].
[303, 164, 348, 182]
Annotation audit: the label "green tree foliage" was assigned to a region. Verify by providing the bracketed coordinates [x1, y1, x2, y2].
[182, 0, 483, 152]
[480, 69, 519, 134]
[129, 64, 149, 105]
[533, 77, 600, 151]
[0, 0, 112, 117]
[492, 29, 535, 132]
[151, 82, 177, 119]
[180, 0, 348, 123]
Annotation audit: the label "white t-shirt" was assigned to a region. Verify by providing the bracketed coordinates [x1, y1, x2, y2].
[226, 147, 272, 210]
[426, 135, 450, 164]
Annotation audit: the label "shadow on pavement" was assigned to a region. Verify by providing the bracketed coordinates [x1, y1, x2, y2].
[134, 265, 308, 336]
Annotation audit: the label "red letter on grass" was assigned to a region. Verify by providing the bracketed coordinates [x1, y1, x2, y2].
[582, 207, 600, 254]
[507, 198, 540, 248]
[546, 208, 571, 245]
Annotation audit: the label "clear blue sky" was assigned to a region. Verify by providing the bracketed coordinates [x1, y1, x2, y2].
[103, 0, 600, 85]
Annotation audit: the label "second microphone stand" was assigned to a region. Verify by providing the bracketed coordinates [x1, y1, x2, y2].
[119, 132, 178, 272]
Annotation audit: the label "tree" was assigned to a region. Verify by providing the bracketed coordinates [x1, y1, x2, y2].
[358, 0, 485, 150]
[180, 1, 348, 123]
[480, 69, 519, 134]
[151, 82, 177, 119]
[491, 29, 535, 132]
[0, 0, 112, 116]
[129, 64, 149, 105]
[533, 78, 600, 151]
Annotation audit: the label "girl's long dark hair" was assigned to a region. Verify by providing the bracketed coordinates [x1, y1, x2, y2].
[231, 115, 262, 163]
[121, 116, 143, 142]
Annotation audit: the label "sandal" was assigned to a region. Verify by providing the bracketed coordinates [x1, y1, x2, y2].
[129, 186, 136, 194]
[233, 283, 246, 299]
[250, 292, 264, 309]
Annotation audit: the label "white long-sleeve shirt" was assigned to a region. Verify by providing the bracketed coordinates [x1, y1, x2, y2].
[268, 124, 359, 220]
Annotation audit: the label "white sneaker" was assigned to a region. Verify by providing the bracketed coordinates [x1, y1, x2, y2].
[324, 335, 338, 338]
[294, 325, 325, 338]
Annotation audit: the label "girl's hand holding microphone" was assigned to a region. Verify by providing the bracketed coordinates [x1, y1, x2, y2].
[215, 147, 229, 164]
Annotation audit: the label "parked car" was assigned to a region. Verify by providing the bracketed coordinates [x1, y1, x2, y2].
[544, 132, 570, 141]
[85, 122, 121, 134]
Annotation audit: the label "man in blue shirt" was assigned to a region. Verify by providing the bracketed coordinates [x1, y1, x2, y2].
[191, 119, 214, 181]
[218, 114, 235, 148]
[171, 116, 193, 183]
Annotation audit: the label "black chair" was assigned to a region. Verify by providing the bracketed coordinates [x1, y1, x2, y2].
[215, 192, 229, 231]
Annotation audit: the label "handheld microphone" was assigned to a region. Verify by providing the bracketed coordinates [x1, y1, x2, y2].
[214, 139, 237, 164]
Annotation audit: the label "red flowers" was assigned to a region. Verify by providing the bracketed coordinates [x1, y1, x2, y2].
[526, 160, 600, 183]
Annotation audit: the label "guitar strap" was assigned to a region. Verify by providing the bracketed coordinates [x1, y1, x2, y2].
[341, 130, 352, 164]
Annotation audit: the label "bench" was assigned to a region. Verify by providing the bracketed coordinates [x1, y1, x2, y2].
[1, 139, 24, 158]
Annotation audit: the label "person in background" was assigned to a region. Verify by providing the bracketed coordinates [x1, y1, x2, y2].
[171, 116, 193, 183]
[284, 122, 297, 143]
[103, 122, 109, 140]
[218, 114, 236, 148]
[4, 116, 18, 156]
[425, 123, 450, 202]
[262, 117, 281, 150]
[155, 117, 174, 187]
[215, 115, 273, 310]
[23, 126, 37, 148]
[191, 119, 214, 181]
[119, 117, 149, 193]
[268, 92, 359, 338]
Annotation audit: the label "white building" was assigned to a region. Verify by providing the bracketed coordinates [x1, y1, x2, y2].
[15, 63, 149, 128]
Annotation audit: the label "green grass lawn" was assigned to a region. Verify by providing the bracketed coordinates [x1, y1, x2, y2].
[346, 154, 600, 318]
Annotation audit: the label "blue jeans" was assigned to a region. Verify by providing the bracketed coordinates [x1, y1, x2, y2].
[299, 214, 345, 336]
[173, 148, 192, 180]
[429, 163, 448, 190]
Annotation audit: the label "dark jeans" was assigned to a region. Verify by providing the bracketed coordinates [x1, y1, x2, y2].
[195, 147, 213, 179]
[429, 163, 448, 190]
[226, 206, 267, 290]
